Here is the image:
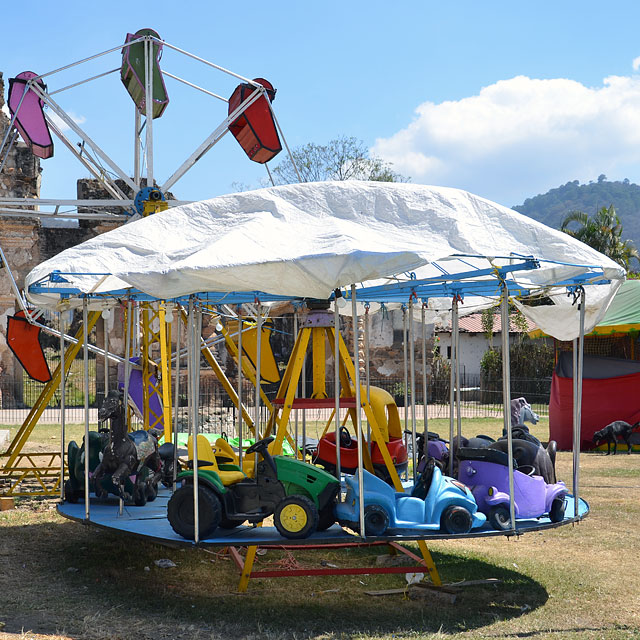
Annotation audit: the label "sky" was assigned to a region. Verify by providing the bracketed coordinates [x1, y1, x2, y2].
[4, 1, 640, 210]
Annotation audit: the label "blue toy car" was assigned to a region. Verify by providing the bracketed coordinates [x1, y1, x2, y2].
[335, 463, 486, 536]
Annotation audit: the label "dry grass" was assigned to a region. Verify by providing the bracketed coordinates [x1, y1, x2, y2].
[1, 417, 639, 640]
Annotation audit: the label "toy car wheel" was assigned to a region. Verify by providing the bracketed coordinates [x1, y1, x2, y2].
[317, 503, 336, 531]
[64, 480, 79, 503]
[440, 505, 473, 534]
[146, 482, 158, 502]
[167, 484, 222, 540]
[362, 504, 390, 536]
[134, 483, 148, 507]
[274, 495, 319, 539]
[549, 497, 566, 523]
[488, 505, 511, 531]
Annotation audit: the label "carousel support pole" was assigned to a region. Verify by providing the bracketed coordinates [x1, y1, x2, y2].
[123, 301, 133, 419]
[500, 287, 516, 532]
[59, 312, 66, 500]
[573, 288, 586, 514]
[188, 300, 201, 543]
[294, 311, 299, 458]
[255, 303, 263, 472]
[421, 303, 429, 444]
[334, 298, 341, 478]
[364, 304, 372, 453]
[237, 306, 243, 469]
[301, 313, 307, 459]
[351, 285, 365, 536]
[103, 310, 109, 399]
[82, 299, 90, 521]
[409, 297, 417, 483]
[448, 296, 458, 477]
[121, 301, 133, 517]
[159, 303, 173, 443]
[454, 297, 462, 452]
[402, 305, 409, 478]
[172, 304, 182, 490]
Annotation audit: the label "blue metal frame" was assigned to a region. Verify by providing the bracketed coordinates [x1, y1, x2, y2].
[27, 255, 612, 306]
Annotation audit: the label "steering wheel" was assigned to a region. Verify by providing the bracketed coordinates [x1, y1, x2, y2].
[339, 427, 352, 448]
[246, 436, 275, 455]
[518, 464, 536, 476]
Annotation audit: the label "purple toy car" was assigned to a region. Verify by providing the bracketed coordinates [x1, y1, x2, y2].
[456, 447, 568, 531]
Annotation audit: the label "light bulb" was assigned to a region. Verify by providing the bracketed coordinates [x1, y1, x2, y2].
[101, 309, 111, 320]
[216, 322, 224, 332]
[337, 296, 348, 309]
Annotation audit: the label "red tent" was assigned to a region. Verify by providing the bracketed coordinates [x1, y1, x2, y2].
[549, 351, 640, 450]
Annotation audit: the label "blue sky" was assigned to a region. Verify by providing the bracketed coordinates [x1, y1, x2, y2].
[4, 1, 640, 208]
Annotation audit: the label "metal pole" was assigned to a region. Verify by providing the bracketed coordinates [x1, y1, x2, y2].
[501, 288, 516, 531]
[409, 298, 417, 483]
[334, 299, 341, 479]
[144, 38, 154, 188]
[573, 289, 586, 516]
[448, 297, 457, 477]
[188, 300, 200, 543]
[421, 303, 429, 444]
[123, 302, 132, 418]
[364, 307, 371, 454]
[402, 306, 409, 478]
[454, 299, 462, 452]
[351, 285, 365, 537]
[294, 311, 299, 456]
[121, 303, 133, 518]
[82, 299, 90, 520]
[59, 312, 66, 500]
[255, 307, 262, 440]
[237, 307, 243, 469]
[103, 311, 109, 398]
[172, 305, 181, 490]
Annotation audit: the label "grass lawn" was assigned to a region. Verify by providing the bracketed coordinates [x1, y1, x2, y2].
[0, 417, 639, 639]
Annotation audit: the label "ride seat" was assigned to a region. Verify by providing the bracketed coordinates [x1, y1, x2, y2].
[187, 435, 246, 486]
[213, 437, 279, 478]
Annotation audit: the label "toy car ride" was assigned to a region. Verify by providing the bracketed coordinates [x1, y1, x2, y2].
[167, 436, 340, 540]
[456, 447, 568, 530]
[313, 386, 408, 483]
[335, 460, 486, 536]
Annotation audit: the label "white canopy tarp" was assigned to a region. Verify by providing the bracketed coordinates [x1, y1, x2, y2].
[25, 181, 625, 340]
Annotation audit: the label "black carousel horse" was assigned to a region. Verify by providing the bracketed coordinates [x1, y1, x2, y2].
[93, 390, 163, 505]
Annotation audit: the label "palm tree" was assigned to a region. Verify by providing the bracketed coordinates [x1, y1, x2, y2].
[560, 205, 639, 271]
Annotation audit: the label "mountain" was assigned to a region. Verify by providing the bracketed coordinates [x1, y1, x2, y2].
[511, 176, 640, 250]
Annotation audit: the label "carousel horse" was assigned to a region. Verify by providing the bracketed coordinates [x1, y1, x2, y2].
[92, 391, 162, 504]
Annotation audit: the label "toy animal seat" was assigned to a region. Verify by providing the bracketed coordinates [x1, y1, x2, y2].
[187, 435, 246, 486]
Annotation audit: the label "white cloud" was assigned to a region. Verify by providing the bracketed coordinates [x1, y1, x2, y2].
[372, 74, 640, 206]
[633, 56, 640, 71]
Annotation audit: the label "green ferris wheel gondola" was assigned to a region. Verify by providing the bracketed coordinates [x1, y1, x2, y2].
[121, 28, 169, 119]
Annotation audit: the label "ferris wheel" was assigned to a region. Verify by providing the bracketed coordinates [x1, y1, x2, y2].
[0, 27, 296, 223]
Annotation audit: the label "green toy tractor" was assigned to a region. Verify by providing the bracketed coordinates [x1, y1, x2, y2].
[167, 436, 340, 540]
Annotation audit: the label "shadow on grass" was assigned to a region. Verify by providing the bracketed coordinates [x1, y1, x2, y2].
[0, 517, 550, 639]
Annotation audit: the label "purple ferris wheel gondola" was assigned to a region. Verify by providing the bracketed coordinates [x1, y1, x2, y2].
[8, 71, 54, 159]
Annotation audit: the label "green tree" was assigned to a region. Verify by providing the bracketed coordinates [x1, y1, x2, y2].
[560, 204, 639, 270]
[272, 136, 409, 184]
